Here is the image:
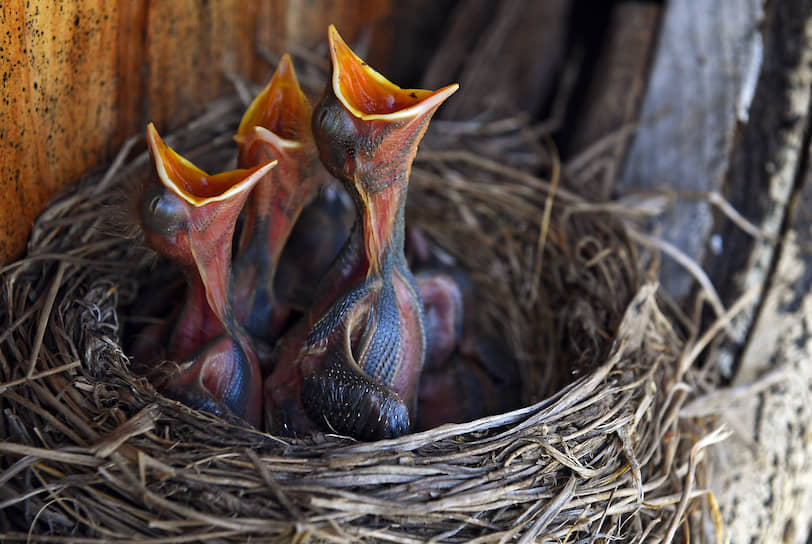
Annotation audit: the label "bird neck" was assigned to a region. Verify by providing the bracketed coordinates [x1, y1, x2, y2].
[353, 174, 408, 277]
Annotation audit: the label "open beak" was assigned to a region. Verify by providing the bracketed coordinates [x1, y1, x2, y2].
[232, 52, 317, 266]
[235, 53, 312, 149]
[314, 26, 458, 268]
[146, 123, 276, 326]
[328, 24, 458, 123]
[228, 56, 324, 340]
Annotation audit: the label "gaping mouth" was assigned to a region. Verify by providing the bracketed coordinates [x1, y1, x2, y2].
[147, 123, 276, 206]
[328, 25, 458, 121]
[239, 126, 305, 158]
[235, 53, 312, 144]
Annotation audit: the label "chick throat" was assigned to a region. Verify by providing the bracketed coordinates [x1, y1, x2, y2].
[353, 172, 408, 278]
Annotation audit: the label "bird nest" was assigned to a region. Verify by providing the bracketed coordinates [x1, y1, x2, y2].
[0, 90, 723, 542]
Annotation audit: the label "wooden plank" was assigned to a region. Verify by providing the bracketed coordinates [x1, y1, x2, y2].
[0, 1, 392, 264]
[611, 5, 812, 540]
[619, 0, 765, 300]
[707, 3, 812, 540]
[0, 1, 119, 264]
[669, 2, 812, 542]
[566, 1, 661, 199]
[424, 0, 573, 120]
[703, 0, 812, 372]
[143, 1, 263, 130]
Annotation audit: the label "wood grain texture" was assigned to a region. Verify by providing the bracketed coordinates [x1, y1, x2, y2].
[640, 1, 812, 541]
[1, 1, 118, 264]
[620, 0, 765, 300]
[424, 0, 572, 120]
[566, 1, 660, 199]
[704, 0, 812, 372]
[709, 173, 812, 544]
[0, 0, 391, 264]
[706, 3, 812, 541]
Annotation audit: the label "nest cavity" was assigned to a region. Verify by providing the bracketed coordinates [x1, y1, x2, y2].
[0, 91, 719, 543]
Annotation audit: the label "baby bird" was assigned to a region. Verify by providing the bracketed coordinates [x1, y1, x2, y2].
[138, 123, 275, 427]
[264, 26, 458, 440]
[415, 270, 522, 431]
[273, 184, 355, 312]
[231, 54, 324, 343]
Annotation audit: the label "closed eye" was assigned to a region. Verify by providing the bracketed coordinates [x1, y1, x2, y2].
[149, 195, 161, 215]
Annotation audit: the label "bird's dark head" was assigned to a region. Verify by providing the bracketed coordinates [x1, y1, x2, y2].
[312, 25, 458, 196]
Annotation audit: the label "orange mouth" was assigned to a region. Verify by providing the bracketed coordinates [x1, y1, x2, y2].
[236, 53, 312, 144]
[146, 123, 277, 328]
[147, 123, 277, 206]
[327, 25, 458, 121]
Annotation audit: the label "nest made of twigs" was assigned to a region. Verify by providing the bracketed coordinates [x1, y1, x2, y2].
[0, 84, 723, 542]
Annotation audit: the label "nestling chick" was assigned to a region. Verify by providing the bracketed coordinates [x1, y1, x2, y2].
[264, 26, 458, 440]
[231, 54, 326, 344]
[136, 123, 275, 427]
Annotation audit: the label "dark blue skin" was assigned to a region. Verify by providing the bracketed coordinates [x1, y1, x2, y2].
[274, 186, 355, 310]
[305, 237, 409, 382]
[294, 229, 417, 440]
[264, 221, 414, 440]
[231, 219, 278, 337]
[301, 349, 410, 440]
[160, 339, 251, 425]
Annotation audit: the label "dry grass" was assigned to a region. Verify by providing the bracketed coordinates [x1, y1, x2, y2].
[0, 92, 725, 542]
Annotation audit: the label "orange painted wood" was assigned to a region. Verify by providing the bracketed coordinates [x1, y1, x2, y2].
[0, 0, 391, 263]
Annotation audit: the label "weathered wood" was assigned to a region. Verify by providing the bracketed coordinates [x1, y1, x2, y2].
[0, 1, 392, 264]
[566, 1, 660, 199]
[704, 0, 812, 373]
[628, 0, 812, 541]
[614, 2, 812, 540]
[708, 164, 812, 544]
[424, 0, 572, 120]
[1, 2, 118, 265]
[707, 4, 812, 540]
[620, 0, 765, 300]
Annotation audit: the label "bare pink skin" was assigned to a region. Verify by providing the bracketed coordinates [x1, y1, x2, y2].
[416, 273, 463, 372]
[414, 269, 521, 431]
[231, 54, 325, 343]
[136, 124, 274, 427]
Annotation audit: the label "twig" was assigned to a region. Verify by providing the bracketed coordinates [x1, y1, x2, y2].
[662, 426, 732, 544]
[627, 228, 736, 339]
[245, 448, 304, 520]
[679, 363, 788, 418]
[518, 476, 576, 544]
[530, 136, 560, 305]
[0, 360, 80, 394]
[27, 262, 67, 377]
[0, 442, 100, 467]
[676, 285, 762, 377]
